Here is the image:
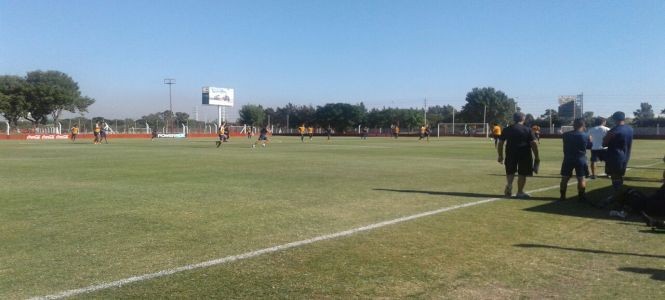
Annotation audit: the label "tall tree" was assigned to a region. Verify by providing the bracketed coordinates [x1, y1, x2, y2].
[0, 75, 30, 128]
[238, 104, 266, 126]
[175, 112, 190, 125]
[459, 87, 516, 125]
[314, 103, 364, 132]
[633, 102, 655, 120]
[426, 105, 455, 125]
[24, 70, 95, 126]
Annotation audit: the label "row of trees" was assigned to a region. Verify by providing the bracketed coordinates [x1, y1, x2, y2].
[238, 87, 520, 132]
[0, 70, 95, 128]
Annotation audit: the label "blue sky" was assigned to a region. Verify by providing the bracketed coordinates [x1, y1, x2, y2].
[1, 0, 664, 121]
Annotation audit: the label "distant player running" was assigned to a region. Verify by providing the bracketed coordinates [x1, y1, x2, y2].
[492, 123, 502, 148]
[298, 124, 306, 143]
[216, 123, 227, 148]
[307, 125, 314, 140]
[419, 125, 426, 141]
[93, 122, 101, 144]
[70, 124, 79, 142]
[253, 126, 270, 148]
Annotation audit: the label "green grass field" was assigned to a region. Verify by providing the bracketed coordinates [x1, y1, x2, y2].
[1, 136, 664, 299]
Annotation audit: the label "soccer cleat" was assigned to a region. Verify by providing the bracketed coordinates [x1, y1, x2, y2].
[504, 185, 512, 197]
[515, 192, 531, 199]
[589, 175, 596, 180]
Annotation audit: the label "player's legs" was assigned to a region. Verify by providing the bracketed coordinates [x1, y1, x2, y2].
[515, 152, 533, 197]
[504, 156, 519, 197]
[517, 175, 527, 196]
[560, 176, 570, 201]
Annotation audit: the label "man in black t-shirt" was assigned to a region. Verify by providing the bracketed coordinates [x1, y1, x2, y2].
[497, 112, 540, 199]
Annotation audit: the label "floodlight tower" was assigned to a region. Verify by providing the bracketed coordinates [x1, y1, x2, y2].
[164, 78, 176, 132]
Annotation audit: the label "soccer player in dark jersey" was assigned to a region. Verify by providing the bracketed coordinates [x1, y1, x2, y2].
[253, 126, 269, 148]
[497, 112, 540, 199]
[325, 125, 332, 141]
[602, 111, 633, 204]
[100, 122, 109, 144]
[559, 118, 589, 202]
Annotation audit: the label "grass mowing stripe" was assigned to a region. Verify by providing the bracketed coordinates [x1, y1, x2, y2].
[30, 160, 664, 300]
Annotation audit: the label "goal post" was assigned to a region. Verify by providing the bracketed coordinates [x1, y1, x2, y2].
[437, 123, 489, 138]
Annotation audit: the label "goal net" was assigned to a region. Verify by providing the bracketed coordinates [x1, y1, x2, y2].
[437, 123, 489, 138]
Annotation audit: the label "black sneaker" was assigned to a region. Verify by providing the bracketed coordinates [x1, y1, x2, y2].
[578, 195, 588, 203]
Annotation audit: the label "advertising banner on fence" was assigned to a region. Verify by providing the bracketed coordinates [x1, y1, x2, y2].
[157, 133, 186, 138]
[26, 134, 69, 140]
[202, 87, 234, 107]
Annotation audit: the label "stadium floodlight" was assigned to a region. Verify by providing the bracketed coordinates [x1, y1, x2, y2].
[164, 78, 176, 132]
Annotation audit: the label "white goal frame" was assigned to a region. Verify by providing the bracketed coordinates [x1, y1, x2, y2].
[437, 123, 489, 138]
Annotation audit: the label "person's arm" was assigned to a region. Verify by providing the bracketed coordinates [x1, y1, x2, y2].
[530, 140, 540, 162]
[497, 140, 505, 164]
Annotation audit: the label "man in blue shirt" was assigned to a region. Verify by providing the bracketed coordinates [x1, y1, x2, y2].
[603, 111, 633, 202]
[560, 118, 589, 201]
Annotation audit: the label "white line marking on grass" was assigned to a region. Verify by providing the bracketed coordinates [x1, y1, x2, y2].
[29, 160, 663, 299]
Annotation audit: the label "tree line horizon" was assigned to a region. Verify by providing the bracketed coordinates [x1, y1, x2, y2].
[2, 70, 664, 133]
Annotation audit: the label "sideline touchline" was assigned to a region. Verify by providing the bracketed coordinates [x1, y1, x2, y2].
[30, 161, 663, 299]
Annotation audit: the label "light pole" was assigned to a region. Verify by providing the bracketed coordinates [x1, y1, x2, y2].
[164, 78, 176, 133]
[513, 96, 519, 113]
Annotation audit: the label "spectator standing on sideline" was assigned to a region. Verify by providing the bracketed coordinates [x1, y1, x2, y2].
[497, 112, 540, 199]
[603, 111, 633, 204]
[559, 118, 589, 202]
[588, 117, 610, 179]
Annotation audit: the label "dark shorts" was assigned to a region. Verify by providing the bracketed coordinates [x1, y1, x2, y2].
[590, 149, 606, 162]
[561, 160, 588, 178]
[605, 161, 627, 177]
[219, 134, 227, 141]
[493, 134, 500, 140]
[505, 151, 533, 176]
[94, 132, 99, 137]
[259, 135, 267, 140]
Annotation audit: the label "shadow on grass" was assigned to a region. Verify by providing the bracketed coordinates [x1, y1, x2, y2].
[623, 176, 664, 183]
[373, 188, 557, 201]
[618, 267, 665, 281]
[515, 243, 665, 259]
[487, 173, 564, 179]
[524, 185, 661, 222]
